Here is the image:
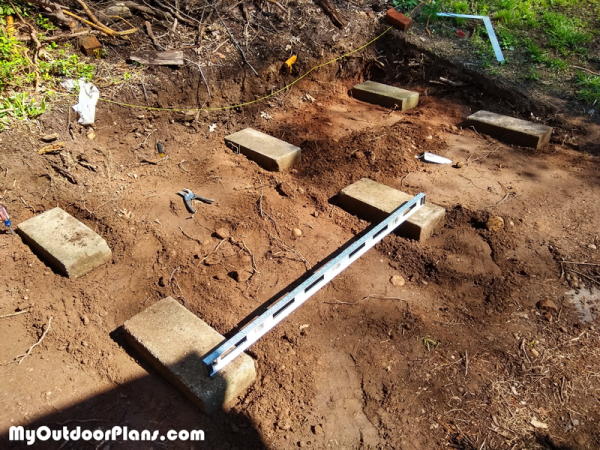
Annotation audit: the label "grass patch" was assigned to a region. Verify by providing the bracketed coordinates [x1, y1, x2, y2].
[542, 12, 591, 54]
[577, 73, 600, 104]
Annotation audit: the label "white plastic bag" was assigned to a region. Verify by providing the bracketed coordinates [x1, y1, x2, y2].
[72, 78, 100, 125]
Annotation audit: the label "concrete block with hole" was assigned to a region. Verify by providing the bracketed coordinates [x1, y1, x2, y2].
[351, 81, 419, 111]
[464, 110, 552, 149]
[17, 207, 111, 278]
[123, 297, 256, 415]
[337, 178, 445, 241]
[224, 128, 301, 171]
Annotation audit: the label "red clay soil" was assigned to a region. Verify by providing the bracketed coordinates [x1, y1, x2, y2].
[1, 53, 600, 450]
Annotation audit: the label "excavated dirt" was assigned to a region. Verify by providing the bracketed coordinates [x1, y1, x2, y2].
[1, 8, 600, 450]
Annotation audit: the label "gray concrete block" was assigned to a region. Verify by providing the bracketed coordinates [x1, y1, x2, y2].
[337, 178, 445, 241]
[225, 128, 301, 171]
[351, 81, 419, 111]
[17, 207, 111, 278]
[465, 110, 552, 149]
[123, 297, 256, 415]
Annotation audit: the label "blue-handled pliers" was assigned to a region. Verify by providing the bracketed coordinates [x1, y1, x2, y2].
[176, 189, 215, 214]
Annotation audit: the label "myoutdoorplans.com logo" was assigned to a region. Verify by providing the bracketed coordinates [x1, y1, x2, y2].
[9, 426, 205, 446]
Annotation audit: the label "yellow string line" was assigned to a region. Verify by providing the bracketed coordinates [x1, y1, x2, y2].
[98, 27, 393, 112]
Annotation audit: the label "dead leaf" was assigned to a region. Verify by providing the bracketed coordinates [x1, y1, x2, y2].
[530, 418, 548, 429]
[38, 142, 65, 154]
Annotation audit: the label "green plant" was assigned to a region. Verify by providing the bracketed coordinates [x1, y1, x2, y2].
[525, 68, 540, 80]
[420, 336, 439, 351]
[577, 72, 600, 104]
[0, 92, 46, 120]
[392, 0, 419, 11]
[543, 12, 591, 54]
[36, 14, 55, 31]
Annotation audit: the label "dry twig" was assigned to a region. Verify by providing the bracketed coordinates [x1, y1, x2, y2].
[0, 309, 30, 319]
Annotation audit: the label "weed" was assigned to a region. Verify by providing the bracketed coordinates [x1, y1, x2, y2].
[525, 68, 540, 80]
[543, 12, 591, 54]
[577, 73, 600, 104]
[392, 0, 419, 12]
[420, 336, 439, 351]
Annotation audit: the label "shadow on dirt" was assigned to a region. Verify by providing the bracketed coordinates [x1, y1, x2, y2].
[0, 357, 267, 450]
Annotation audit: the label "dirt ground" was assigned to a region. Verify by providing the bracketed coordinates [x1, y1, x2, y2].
[1, 4, 600, 450]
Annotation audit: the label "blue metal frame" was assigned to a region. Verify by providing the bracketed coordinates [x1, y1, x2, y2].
[202, 193, 426, 376]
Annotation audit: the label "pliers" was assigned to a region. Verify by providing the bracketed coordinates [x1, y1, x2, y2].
[176, 189, 215, 214]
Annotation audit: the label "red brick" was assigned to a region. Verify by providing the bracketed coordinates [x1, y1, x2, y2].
[385, 9, 412, 31]
[80, 35, 102, 57]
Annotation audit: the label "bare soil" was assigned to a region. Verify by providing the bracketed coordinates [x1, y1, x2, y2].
[1, 4, 600, 450]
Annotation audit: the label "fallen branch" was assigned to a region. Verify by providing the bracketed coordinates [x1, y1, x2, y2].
[215, 7, 258, 76]
[51, 164, 78, 184]
[314, 0, 346, 28]
[64, 1, 139, 37]
[326, 294, 407, 305]
[9, 0, 41, 63]
[0, 309, 30, 319]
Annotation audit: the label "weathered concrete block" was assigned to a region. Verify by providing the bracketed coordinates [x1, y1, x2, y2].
[17, 207, 111, 278]
[351, 81, 419, 111]
[385, 9, 412, 31]
[337, 178, 445, 241]
[123, 297, 256, 415]
[464, 110, 552, 149]
[224, 128, 301, 171]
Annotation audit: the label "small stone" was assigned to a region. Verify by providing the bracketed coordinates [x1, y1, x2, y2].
[40, 133, 59, 142]
[422, 280, 428, 285]
[233, 270, 252, 283]
[215, 272, 228, 281]
[293, 228, 302, 237]
[87, 130, 96, 140]
[560, 326, 568, 333]
[215, 228, 230, 240]
[312, 211, 319, 218]
[572, 419, 580, 426]
[158, 276, 166, 287]
[544, 313, 553, 322]
[455, 161, 464, 168]
[536, 299, 558, 313]
[390, 275, 405, 287]
[81, 314, 89, 326]
[278, 419, 291, 430]
[486, 216, 504, 232]
[588, 244, 597, 250]
[312, 424, 323, 435]
[530, 348, 539, 357]
[353, 151, 365, 160]
[204, 253, 222, 266]
[298, 441, 307, 448]
[426, 135, 433, 140]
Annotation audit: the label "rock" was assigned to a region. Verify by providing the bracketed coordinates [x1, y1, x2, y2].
[455, 161, 464, 168]
[312, 211, 319, 218]
[536, 299, 558, 313]
[103, 4, 133, 18]
[81, 314, 89, 325]
[312, 424, 323, 435]
[215, 228, 230, 240]
[293, 228, 302, 237]
[530, 418, 548, 429]
[530, 348, 539, 357]
[215, 272, 228, 281]
[544, 313, 553, 322]
[352, 151, 365, 160]
[486, 216, 504, 232]
[40, 133, 59, 142]
[572, 419, 580, 426]
[390, 275, 405, 286]
[204, 253, 222, 265]
[87, 130, 96, 140]
[233, 270, 252, 283]
[589, 244, 597, 250]
[278, 419, 291, 430]
[158, 276, 166, 287]
[560, 326, 568, 333]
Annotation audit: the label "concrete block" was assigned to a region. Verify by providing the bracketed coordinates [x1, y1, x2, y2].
[17, 207, 111, 278]
[123, 297, 256, 415]
[224, 128, 301, 171]
[337, 178, 445, 241]
[385, 9, 412, 31]
[351, 81, 419, 111]
[80, 35, 102, 57]
[464, 110, 552, 149]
